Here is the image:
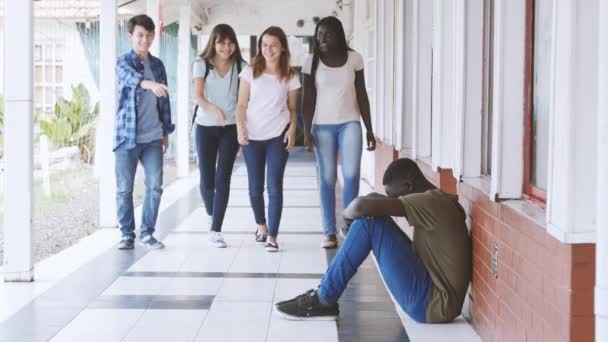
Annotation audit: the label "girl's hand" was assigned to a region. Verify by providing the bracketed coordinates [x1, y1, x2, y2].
[237, 126, 249, 145]
[304, 132, 314, 152]
[366, 131, 376, 151]
[284, 126, 296, 152]
[214, 105, 226, 126]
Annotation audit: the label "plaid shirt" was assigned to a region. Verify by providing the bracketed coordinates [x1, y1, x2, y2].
[114, 49, 175, 150]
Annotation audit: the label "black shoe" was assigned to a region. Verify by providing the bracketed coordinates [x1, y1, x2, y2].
[255, 229, 267, 243]
[265, 241, 279, 252]
[274, 289, 339, 321]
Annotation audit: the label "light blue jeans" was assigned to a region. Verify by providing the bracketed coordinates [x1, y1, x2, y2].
[312, 121, 362, 236]
[114, 139, 163, 240]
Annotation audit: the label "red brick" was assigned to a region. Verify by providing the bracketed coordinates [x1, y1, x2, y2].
[571, 263, 595, 290]
[520, 218, 547, 248]
[499, 264, 518, 296]
[496, 222, 521, 253]
[480, 197, 501, 218]
[542, 274, 570, 314]
[525, 286, 545, 317]
[572, 244, 596, 264]
[500, 205, 524, 230]
[571, 316, 595, 342]
[543, 300, 569, 332]
[543, 233, 562, 252]
[571, 290, 594, 316]
[543, 318, 570, 342]
[526, 326, 544, 342]
[520, 236, 545, 269]
[519, 259, 543, 292]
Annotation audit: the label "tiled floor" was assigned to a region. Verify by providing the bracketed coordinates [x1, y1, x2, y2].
[0, 148, 480, 342]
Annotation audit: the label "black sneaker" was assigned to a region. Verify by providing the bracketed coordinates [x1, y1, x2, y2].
[117, 238, 134, 250]
[274, 289, 339, 321]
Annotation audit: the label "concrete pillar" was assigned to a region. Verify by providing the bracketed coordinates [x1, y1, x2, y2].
[546, 0, 598, 243]
[96, 0, 118, 228]
[595, 0, 608, 337]
[3, 0, 34, 282]
[147, 0, 161, 57]
[176, 3, 192, 178]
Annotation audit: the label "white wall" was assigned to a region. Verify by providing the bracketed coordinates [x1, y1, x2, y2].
[33, 20, 99, 104]
[198, 0, 336, 36]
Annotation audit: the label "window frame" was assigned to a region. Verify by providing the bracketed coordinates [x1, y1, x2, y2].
[523, 0, 547, 204]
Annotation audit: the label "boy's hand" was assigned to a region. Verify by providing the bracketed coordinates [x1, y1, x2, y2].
[141, 80, 169, 97]
[162, 135, 169, 153]
[343, 198, 360, 223]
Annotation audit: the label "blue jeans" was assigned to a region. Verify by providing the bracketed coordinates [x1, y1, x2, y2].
[242, 130, 289, 237]
[115, 139, 164, 240]
[312, 121, 363, 236]
[317, 216, 432, 323]
[196, 124, 239, 232]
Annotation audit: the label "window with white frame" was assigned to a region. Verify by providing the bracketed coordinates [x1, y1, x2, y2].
[34, 42, 64, 119]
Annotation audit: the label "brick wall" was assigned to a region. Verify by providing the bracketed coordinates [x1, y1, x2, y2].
[459, 181, 596, 342]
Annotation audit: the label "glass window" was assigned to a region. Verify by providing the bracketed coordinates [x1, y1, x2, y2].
[528, 0, 552, 193]
[481, 0, 495, 175]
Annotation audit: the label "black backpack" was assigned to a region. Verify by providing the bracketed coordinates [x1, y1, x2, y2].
[191, 59, 243, 126]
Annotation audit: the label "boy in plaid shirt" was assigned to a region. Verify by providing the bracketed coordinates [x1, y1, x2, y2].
[114, 14, 175, 250]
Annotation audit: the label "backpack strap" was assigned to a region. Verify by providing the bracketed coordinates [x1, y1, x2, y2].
[192, 59, 214, 127]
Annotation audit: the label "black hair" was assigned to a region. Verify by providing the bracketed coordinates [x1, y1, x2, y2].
[128, 14, 155, 34]
[382, 158, 426, 186]
[310, 16, 352, 81]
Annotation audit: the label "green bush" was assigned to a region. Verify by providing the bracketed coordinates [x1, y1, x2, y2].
[39, 84, 99, 163]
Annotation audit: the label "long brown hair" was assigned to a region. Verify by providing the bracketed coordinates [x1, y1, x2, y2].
[251, 26, 295, 81]
[200, 24, 245, 65]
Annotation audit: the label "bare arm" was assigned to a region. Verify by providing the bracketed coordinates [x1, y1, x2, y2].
[235, 79, 250, 145]
[343, 196, 405, 222]
[301, 74, 316, 151]
[194, 77, 225, 125]
[284, 89, 299, 151]
[354, 70, 376, 151]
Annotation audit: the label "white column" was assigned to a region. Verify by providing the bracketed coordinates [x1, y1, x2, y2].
[147, 0, 161, 57]
[430, 0, 443, 169]
[489, 0, 526, 199]
[546, 0, 598, 243]
[414, 0, 433, 159]
[176, 3, 192, 178]
[596, 0, 608, 338]
[3, 0, 34, 282]
[96, 0, 118, 229]
[461, 0, 484, 178]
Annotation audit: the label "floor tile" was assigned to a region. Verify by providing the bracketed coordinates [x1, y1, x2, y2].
[194, 301, 271, 342]
[266, 318, 338, 342]
[122, 309, 208, 342]
[49, 309, 144, 342]
[215, 278, 277, 302]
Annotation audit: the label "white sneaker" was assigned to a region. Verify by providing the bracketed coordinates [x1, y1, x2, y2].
[208, 231, 227, 248]
[320, 235, 338, 249]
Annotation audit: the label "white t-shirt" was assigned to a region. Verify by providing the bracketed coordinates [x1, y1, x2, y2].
[302, 50, 364, 125]
[239, 66, 301, 140]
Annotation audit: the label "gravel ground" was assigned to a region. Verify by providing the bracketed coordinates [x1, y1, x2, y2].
[0, 159, 187, 265]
